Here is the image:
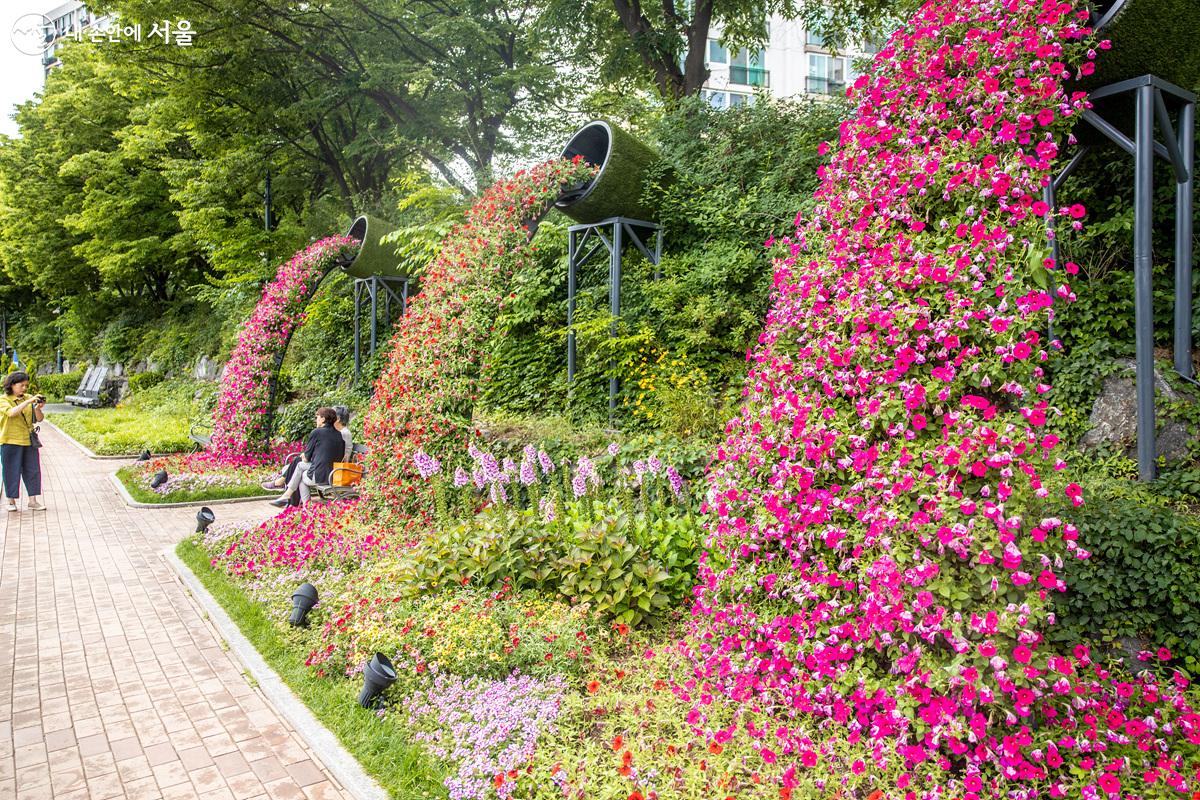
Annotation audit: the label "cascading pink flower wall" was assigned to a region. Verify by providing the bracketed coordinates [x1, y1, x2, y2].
[686, 0, 1199, 797]
[211, 236, 359, 457]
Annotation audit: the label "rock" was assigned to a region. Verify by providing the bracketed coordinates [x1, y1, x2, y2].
[1078, 358, 1199, 462]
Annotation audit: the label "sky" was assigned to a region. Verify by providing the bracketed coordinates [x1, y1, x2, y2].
[1, 0, 61, 138]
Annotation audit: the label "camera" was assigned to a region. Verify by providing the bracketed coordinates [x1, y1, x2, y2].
[33, 395, 45, 404]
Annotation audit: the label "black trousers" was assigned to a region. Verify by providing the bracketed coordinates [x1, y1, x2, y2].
[1, 443, 41, 499]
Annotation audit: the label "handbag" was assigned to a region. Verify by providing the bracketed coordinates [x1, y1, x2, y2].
[331, 462, 362, 487]
[24, 406, 41, 449]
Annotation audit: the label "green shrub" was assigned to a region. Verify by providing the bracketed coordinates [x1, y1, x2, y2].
[1050, 474, 1200, 672]
[126, 371, 166, 394]
[35, 371, 84, 401]
[272, 394, 361, 443]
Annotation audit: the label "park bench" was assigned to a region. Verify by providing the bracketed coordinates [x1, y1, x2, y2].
[188, 420, 213, 451]
[283, 443, 369, 504]
[65, 365, 109, 407]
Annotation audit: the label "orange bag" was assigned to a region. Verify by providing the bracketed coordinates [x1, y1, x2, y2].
[331, 462, 363, 487]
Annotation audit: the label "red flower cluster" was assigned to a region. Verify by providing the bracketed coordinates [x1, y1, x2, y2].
[361, 158, 596, 513]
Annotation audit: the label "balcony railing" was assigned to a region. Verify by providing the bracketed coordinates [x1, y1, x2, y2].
[729, 66, 769, 87]
[806, 76, 845, 96]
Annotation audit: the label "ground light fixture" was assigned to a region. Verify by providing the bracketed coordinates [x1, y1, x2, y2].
[289, 583, 318, 627]
[358, 652, 397, 708]
[150, 469, 168, 488]
[195, 506, 215, 533]
[137, 450, 151, 461]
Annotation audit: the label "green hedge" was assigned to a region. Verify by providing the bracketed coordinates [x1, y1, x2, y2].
[34, 371, 84, 402]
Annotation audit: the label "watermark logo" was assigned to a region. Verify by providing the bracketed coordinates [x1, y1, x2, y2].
[10, 13, 52, 56]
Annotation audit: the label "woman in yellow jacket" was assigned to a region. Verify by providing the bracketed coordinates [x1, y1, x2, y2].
[0, 371, 45, 512]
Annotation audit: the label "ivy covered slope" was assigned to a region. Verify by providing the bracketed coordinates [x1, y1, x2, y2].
[686, 0, 1199, 798]
[362, 157, 596, 514]
[211, 236, 358, 457]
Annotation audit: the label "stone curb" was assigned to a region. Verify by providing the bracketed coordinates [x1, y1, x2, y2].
[163, 546, 389, 800]
[42, 418, 179, 461]
[108, 471, 277, 510]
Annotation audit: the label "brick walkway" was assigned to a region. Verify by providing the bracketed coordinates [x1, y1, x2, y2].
[0, 425, 353, 800]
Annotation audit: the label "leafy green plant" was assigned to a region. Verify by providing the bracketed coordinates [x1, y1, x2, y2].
[1050, 476, 1200, 672]
[395, 497, 700, 626]
[126, 371, 165, 394]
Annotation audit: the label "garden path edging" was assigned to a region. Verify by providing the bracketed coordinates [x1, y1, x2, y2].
[42, 418, 178, 461]
[108, 471, 277, 509]
[164, 546, 389, 800]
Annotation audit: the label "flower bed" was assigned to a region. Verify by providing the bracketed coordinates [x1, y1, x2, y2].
[118, 447, 298, 504]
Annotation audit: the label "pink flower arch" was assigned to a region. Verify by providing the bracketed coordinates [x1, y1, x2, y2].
[211, 236, 358, 457]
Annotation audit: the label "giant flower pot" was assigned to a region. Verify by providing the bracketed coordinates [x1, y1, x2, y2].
[1085, 0, 1200, 89]
[341, 215, 403, 279]
[555, 120, 659, 224]
[357, 652, 397, 708]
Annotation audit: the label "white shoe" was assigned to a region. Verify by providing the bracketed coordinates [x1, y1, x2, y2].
[5, 501, 17, 512]
[27, 500, 45, 512]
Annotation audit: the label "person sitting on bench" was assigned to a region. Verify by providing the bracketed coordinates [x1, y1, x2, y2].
[269, 407, 343, 508]
[261, 406, 353, 497]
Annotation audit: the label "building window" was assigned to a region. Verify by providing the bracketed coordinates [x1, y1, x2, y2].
[807, 53, 846, 95]
[703, 90, 728, 110]
[707, 39, 728, 65]
[729, 48, 768, 87]
[728, 92, 752, 108]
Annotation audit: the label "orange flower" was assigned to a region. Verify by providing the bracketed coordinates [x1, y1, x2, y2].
[612, 734, 623, 751]
[709, 742, 724, 755]
[493, 774, 504, 788]
[868, 792, 883, 800]
[587, 681, 600, 694]
[628, 793, 644, 800]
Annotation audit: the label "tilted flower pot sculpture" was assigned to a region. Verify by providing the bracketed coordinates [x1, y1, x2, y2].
[137, 449, 151, 461]
[340, 215, 403, 280]
[555, 120, 658, 224]
[357, 651, 396, 708]
[149, 469, 167, 489]
[288, 582, 318, 627]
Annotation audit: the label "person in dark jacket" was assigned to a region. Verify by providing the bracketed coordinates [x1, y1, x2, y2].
[269, 407, 343, 508]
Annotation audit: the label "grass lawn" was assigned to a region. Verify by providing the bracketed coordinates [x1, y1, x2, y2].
[49, 407, 192, 455]
[176, 537, 443, 799]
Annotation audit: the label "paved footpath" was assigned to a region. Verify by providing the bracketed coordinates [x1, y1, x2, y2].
[0, 425, 352, 800]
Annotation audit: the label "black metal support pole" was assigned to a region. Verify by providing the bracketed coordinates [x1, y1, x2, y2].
[369, 278, 378, 357]
[1044, 181, 1057, 344]
[1134, 84, 1158, 482]
[264, 166, 273, 232]
[1175, 99, 1195, 379]
[353, 279, 362, 382]
[567, 229, 577, 387]
[402, 279, 409, 316]
[609, 221, 622, 422]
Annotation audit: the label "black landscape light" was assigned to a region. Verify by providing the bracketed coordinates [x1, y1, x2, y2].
[289, 583, 318, 627]
[150, 469, 168, 489]
[137, 449, 151, 461]
[195, 506, 215, 534]
[358, 652, 397, 708]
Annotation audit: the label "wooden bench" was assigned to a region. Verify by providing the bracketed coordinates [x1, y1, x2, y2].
[284, 443, 369, 504]
[65, 366, 109, 407]
[188, 421, 213, 452]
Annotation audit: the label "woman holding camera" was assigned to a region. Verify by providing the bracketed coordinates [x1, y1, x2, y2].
[0, 372, 46, 512]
